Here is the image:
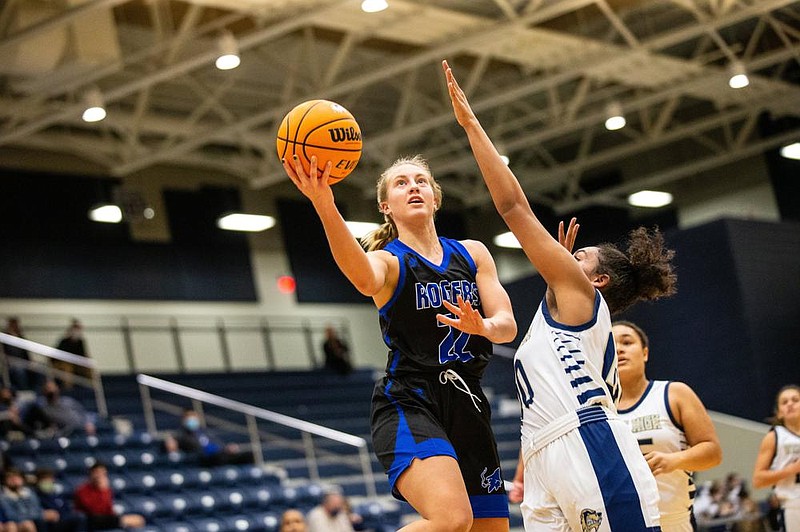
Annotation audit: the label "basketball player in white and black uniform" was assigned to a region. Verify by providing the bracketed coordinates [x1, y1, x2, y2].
[613, 322, 722, 532]
[283, 152, 517, 531]
[445, 59, 678, 531]
[754, 384, 800, 532]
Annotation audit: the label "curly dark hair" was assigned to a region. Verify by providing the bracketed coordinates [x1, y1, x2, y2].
[596, 227, 677, 315]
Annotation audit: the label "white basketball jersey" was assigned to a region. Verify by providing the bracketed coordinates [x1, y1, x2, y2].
[514, 290, 620, 443]
[771, 425, 800, 502]
[618, 380, 695, 526]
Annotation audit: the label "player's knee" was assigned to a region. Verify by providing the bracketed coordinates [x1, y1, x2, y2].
[432, 509, 472, 532]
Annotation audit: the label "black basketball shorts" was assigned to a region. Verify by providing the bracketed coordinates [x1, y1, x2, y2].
[370, 371, 509, 519]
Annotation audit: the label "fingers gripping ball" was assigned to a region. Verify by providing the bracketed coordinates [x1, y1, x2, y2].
[276, 100, 362, 184]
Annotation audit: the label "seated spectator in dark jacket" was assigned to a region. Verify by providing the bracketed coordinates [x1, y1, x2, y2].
[34, 381, 95, 437]
[33, 469, 84, 532]
[0, 468, 40, 532]
[163, 408, 253, 467]
[0, 388, 35, 441]
[73, 463, 144, 531]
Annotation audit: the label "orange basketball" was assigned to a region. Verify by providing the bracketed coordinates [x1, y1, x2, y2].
[276, 99, 362, 184]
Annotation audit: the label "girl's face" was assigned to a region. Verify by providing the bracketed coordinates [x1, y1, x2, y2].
[280, 510, 307, 532]
[612, 323, 648, 384]
[777, 387, 800, 425]
[573, 247, 606, 287]
[379, 163, 438, 223]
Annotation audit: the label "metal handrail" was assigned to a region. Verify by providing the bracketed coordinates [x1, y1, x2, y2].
[0, 332, 108, 417]
[136, 374, 377, 497]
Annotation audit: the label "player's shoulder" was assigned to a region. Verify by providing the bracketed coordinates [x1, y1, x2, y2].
[457, 238, 490, 257]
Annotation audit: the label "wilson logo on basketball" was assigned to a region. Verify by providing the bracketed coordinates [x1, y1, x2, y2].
[327, 127, 361, 143]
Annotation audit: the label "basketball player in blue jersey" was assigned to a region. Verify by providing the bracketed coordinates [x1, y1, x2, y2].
[282, 153, 517, 531]
[613, 321, 722, 532]
[444, 59, 677, 531]
[753, 384, 800, 531]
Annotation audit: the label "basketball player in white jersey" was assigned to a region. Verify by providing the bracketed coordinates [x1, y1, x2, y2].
[754, 384, 800, 531]
[613, 321, 722, 531]
[444, 60, 677, 531]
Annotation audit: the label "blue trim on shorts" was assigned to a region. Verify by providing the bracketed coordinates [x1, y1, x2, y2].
[578, 420, 661, 531]
[383, 380, 457, 491]
[468, 494, 510, 519]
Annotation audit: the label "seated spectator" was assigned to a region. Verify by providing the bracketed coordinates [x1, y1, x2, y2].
[306, 492, 357, 532]
[693, 480, 721, 521]
[33, 469, 84, 532]
[0, 468, 41, 532]
[34, 381, 95, 437]
[73, 462, 144, 531]
[1, 503, 21, 532]
[162, 408, 253, 467]
[280, 509, 308, 532]
[0, 388, 35, 441]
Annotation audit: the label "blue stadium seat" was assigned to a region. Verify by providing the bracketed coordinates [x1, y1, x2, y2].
[250, 512, 280, 532]
[208, 465, 242, 486]
[215, 487, 247, 513]
[161, 493, 195, 519]
[123, 495, 167, 520]
[191, 518, 226, 532]
[181, 468, 215, 490]
[125, 471, 162, 493]
[154, 522, 196, 532]
[63, 453, 97, 474]
[293, 482, 324, 507]
[221, 515, 256, 531]
[237, 465, 282, 486]
[240, 485, 283, 511]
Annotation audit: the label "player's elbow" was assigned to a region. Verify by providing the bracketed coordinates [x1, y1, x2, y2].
[351, 276, 382, 298]
[707, 445, 723, 469]
[752, 474, 770, 489]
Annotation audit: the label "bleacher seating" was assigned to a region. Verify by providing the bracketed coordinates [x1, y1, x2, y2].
[2, 361, 527, 530]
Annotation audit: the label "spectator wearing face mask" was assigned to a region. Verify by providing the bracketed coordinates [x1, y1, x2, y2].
[32, 469, 84, 532]
[34, 381, 96, 437]
[162, 408, 253, 467]
[306, 492, 359, 532]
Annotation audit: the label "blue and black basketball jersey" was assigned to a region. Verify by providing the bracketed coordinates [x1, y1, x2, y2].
[379, 237, 492, 380]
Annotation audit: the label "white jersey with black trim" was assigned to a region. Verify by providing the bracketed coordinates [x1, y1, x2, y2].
[618, 380, 695, 526]
[772, 425, 800, 503]
[514, 290, 620, 443]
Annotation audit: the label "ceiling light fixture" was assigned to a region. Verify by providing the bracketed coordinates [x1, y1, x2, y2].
[361, 0, 388, 13]
[82, 88, 107, 123]
[215, 33, 241, 71]
[88, 204, 122, 223]
[217, 213, 275, 232]
[345, 221, 380, 238]
[728, 61, 750, 89]
[627, 190, 673, 208]
[604, 101, 626, 131]
[779, 142, 800, 160]
[493, 231, 522, 249]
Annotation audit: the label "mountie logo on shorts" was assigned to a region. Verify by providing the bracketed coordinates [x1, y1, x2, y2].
[414, 280, 478, 310]
[327, 127, 361, 143]
[480, 467, 502, 494]
[579, 508, 603, 532]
